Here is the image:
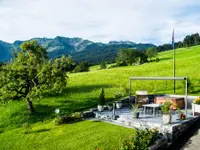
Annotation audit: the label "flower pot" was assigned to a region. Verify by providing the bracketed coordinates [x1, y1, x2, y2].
[107, 105, 113, 110]
[162, 114, 171, 124]
[116, 102, 123, 109]
[97, 105, 104, 111]
[133, 112, 139, 118]
[192, 103, 200, 116]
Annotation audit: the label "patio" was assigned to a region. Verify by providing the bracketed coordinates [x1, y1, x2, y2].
[85, 76, 200, 146]
[94, 107, 199, 142]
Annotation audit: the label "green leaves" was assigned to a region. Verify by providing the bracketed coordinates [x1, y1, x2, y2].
[120, 128, 160, 150]
[0, 41, 68, 112]
[146, 47, 158, 60]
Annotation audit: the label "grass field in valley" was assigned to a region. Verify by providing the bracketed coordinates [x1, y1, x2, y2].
[0, 46, 200, 150]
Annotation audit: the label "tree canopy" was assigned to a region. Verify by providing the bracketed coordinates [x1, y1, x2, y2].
[0, 41, 68, 113]
[146, 47, 158, 60]
[116, 48, 148, 66]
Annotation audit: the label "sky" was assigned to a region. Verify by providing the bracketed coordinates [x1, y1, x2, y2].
[1, 0, 200, 45]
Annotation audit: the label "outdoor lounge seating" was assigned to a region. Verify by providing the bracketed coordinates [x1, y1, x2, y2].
[154, 96, 185, 109]
[135, 90, 149, 105]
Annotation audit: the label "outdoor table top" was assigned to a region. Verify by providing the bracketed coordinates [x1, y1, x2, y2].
[142, 104, 162, 107]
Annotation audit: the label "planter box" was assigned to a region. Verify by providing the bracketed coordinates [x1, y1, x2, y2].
[192, 103, 200, 116]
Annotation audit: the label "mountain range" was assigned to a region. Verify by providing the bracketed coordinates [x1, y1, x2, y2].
[0, 36, 155, 64]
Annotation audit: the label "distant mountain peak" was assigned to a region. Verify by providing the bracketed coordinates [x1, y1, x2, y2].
[108, 41, 136, 45]
[0, 37, 155, 63]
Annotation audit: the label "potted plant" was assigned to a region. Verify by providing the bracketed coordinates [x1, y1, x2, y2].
[107, 103, 113, 110]
[161, 101, 172, 124]
[175, 105, 182, 121]
[132, 104, 139, 118]
[192, 97, 200, 116]
[97, 89, 105, 111]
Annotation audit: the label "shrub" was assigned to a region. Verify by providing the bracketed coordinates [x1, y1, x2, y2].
[54, 112, 83, 125]
[99, 89, 105, 105]
[116, 60, 128, 67]
[114, 92, 123, 100]
[22, 122, 32, 134]
[100, 62, 107, 69]
[73, 61, 89, 73]
[108, 64, 117, 69]
[120, 128, 160, 150]
[155, 57, 160, 62]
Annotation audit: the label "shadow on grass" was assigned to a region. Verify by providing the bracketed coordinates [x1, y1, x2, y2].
[1, 84, 114, 131]
[32, 128, 51, 133]
[24, 128, 51, 134]
[1, 97, 99, 131]
[45, 84, 112, 98]
[159, 57, 172, 61]
[92, 120, 102, 122]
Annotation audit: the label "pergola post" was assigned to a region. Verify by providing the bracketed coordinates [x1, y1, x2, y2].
[185, 78, 188, 110]
[129, 79, 132, 108]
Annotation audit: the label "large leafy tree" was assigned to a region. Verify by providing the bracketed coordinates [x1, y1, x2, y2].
[117, 48, 139, 66]
[0, 41, 68, 113]
[146, 47, 158, 60]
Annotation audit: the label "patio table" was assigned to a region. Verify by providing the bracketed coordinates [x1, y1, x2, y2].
[142, 104, 162, 117]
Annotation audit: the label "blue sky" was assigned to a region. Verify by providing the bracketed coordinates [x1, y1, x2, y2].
[1, 0, 200, 45]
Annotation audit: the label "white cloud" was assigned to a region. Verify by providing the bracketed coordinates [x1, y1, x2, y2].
[1, 0, 200, 45]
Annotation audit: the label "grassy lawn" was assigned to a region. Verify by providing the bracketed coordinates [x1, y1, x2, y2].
[0, 45, 200, 149]
[0, 120, 133, 150]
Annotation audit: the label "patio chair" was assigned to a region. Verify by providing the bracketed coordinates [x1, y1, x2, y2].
[135, 90, 149, 106]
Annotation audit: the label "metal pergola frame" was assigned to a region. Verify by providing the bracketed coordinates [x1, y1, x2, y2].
[129, 77, 188, 110]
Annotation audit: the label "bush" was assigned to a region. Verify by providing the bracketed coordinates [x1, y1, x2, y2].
[73, 61, 89, 73]
[114, 92, 123, 100]
[155, 57, 160, 62]
[116, 60, 128, 67]
[108, 64, 117, 69]
[22, 122, 32, 134]
[100, 62, 107, 69]
[99, 89, 105, 105]
[120, 128, 160, 150]
[54, 112, 83, 125]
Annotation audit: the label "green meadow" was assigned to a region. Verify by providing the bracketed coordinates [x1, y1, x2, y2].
[0, 46, 200, 150]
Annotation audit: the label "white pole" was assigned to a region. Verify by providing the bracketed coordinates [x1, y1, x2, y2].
[185, 79, 188, 110]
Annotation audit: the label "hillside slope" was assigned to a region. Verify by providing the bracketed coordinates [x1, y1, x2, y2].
[0, 45, 199, 150]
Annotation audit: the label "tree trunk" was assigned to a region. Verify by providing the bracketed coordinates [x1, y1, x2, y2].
[26, 98, 35, 113]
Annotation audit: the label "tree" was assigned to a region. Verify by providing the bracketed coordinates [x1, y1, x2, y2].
[98, 89, 105, 105]
[191, 33, 200, 45]
[100, 62, 107, 69]
[73, 61, 89, 73]
[0, 40, 68, 113]
[59, 55, 76, 72]
[138, 51, 148, 64]
[117, 48, 139, 66]
[183, 35, 194, 47]
[146, 47, 158, 60]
